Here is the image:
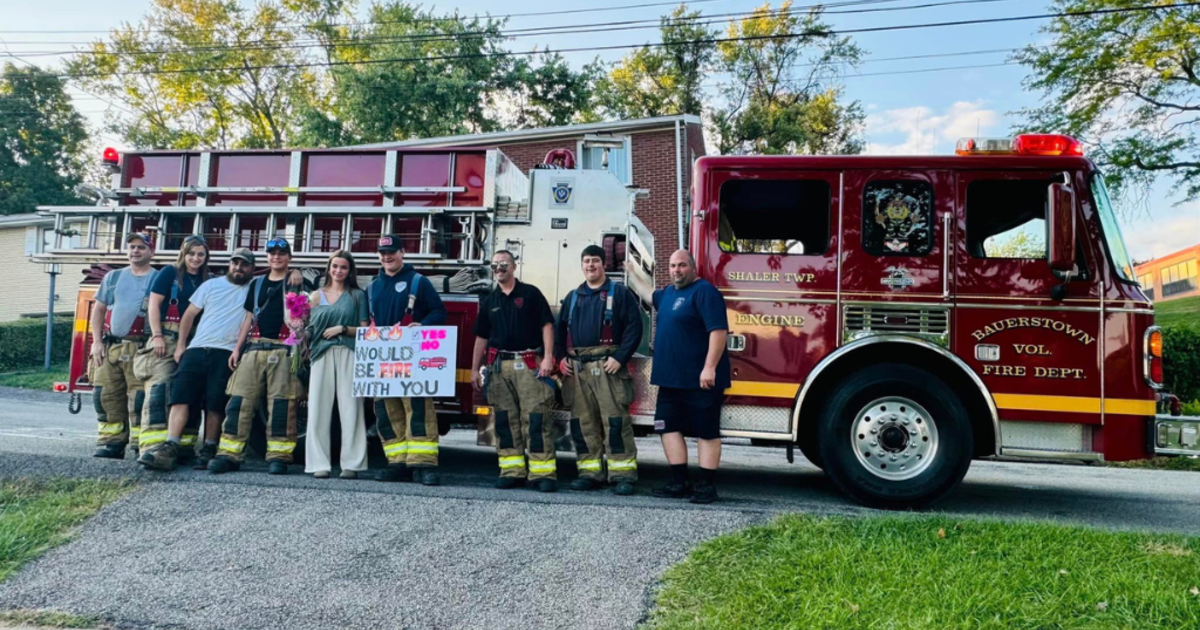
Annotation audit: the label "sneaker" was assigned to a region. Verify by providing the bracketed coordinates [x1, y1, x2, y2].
[313, 470, 330, 479]
[535, 479, 558, 493]
[207, 456, 240, 475]
[339, 470, 357, 480]
[93, 444, 126, 460]
[570, 478, 601, 491]
[651, 481, 693, 499]
[417, 468, 441, 486]
[377, 464, 412, 482]
[137, 442, 179, 472]
[268, 461, 288, 475]
[690, 483, 719, 504]
[613, 481, 636, 496]
[194, 444, 218, 470]
[495, 477, 526, 490]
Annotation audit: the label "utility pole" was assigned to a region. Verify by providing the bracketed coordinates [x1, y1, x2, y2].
[44, 263, 61, 371]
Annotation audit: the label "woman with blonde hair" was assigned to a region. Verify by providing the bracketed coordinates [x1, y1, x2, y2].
[305, 250, 370, 478]
[135, 235, 210, 466]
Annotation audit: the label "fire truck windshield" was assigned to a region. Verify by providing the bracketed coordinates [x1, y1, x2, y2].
[1090, 172, 1135, 282]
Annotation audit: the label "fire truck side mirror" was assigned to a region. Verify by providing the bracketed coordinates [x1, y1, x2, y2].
[1047, 183, 1076, 274]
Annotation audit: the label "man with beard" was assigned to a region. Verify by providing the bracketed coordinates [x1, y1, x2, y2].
[649, 249, 730, 504]
[91, 232, 158, 459]
[138, 250, 256, 471]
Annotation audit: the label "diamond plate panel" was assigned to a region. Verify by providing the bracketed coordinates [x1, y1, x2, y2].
[721, 405, 791, 434]
[628, 356, 657, 415]
[1000, 420, 1091, 452]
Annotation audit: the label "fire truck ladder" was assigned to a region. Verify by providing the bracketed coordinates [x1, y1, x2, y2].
[34, 149, 526, 273]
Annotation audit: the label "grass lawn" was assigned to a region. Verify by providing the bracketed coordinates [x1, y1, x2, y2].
[1155, 295, 1200, 329]
[644, 514, 1200, 630]
[0, 479, 133, 583]
[1111, 456, 1200, 472]
[0, 363, 69, 391]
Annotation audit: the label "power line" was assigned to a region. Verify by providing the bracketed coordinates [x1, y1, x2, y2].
[33, 2, 1197, 80]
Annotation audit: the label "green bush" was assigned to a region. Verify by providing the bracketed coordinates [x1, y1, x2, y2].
[1163, 324, 1200, 405]
[0, 317, 72, 373]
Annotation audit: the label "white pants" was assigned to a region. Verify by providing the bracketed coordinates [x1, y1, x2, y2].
[305, 346, 368, 473]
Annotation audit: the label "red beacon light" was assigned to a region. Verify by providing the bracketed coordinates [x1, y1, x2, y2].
[955, 134, 1084, 157]
[101, 147, 121, 174]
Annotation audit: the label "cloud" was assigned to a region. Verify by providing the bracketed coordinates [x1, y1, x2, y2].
[864, 100, 999, 155]
[1122, 204, 1200, 262]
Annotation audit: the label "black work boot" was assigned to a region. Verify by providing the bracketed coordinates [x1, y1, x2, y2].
[535, 479, 558, 493]
[93, 443, 126, 460]
[570, 478, 601, 491]
[377, 464, 412, 482]
[495, 477, 525, 490]
[208, 456, 240, 474]
[268, 461, 288, 475]
[417, 467, 441, 486]
[690, 483, 719, 504]
[175, 447, 195, 468]
[193, 443, 217, 470]
[651, 481, 694, 499]
[137, 442, 179, 472]
[613, 481, 636, 496]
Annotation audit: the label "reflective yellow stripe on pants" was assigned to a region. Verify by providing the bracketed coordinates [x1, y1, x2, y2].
[407, 443, 439, 455]
[528, 460, 557, 475]
[608, 459, 637, 472]
[138, 429, 168, 448]
[218, 438, 246, 456]
[98, 422, 125, 435]
[499, 455, 526, 471]
[267, 440, 295, 455]
[384, 442, 409, 458]
[180, 434, 198, 447]
[577, 459, 603, 472]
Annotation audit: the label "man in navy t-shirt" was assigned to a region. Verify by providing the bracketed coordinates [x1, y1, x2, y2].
[649, 249, 729, 504]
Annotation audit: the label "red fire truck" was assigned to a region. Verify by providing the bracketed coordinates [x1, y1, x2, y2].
[35, 133, 1197, 507]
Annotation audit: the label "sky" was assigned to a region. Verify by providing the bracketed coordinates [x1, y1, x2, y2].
[1, 0, 1196, 262]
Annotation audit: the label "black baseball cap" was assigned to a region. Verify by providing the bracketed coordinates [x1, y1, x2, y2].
[378, 235, 403, 253]
[265, 237, 291, 253]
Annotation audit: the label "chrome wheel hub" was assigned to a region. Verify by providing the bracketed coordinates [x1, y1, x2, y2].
[851, 396, 938, 481]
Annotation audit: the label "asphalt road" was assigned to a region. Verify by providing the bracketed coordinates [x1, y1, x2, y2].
[2, 386, 1200, 630]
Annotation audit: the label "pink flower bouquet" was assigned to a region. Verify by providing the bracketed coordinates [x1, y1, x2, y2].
[284, 292, 311, 375]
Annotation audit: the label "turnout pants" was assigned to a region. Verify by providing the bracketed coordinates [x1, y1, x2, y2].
[374, 396, 439, 468]
[134, 334, 200, 452]
[92, 338, 146, 448]
[306, 346, 368, 473]
[218, 341, 303, 463]
[564, 346, 638, 482]
[488, 357, 556, 481]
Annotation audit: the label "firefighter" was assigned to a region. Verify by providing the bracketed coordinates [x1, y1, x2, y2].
[90, 232, 158, 459]
[555, 245, 644, 495]
[366, 235, 447, 486]
[134, 235, 209, 462]
[470, 250, 558, 492]
[649, 249, 729, 505]
[136, 250, 255, 471]
[209, 238, 308, 475]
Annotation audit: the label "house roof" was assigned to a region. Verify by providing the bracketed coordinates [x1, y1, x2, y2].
[353, 114, 702, 149]
[0, 213, 54, 229]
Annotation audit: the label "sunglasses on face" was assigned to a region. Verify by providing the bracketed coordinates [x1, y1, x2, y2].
[183, 235, 207, 246]
[490, 263, 510, 272]
[265, 238, 289, 251]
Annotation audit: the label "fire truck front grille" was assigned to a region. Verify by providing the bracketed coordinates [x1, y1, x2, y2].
[843, 305, 950, 346]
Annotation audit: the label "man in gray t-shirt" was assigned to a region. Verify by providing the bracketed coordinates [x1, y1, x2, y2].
[91, 232, 158, 459]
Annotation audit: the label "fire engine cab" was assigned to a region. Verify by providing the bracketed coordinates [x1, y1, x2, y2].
[33, 133, 1198, 508]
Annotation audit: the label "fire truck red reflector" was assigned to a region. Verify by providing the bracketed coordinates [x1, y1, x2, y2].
[102, 147, 119, 164]
[1150, 358, 1163, 384]
[1011, 134, 1083, 157]
[53, 383, 67, 392]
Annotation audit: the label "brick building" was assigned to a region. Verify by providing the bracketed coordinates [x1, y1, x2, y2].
[1135, 244, 1200, 302]
[360, 114, 707, 286]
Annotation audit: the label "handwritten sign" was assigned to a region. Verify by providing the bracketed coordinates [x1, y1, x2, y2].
[352, 326, 458, 398]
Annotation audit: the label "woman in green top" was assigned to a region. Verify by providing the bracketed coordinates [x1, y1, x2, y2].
[304, 250, 370, 479]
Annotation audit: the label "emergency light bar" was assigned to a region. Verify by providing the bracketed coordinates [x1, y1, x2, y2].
[955, 134, 1084, 157]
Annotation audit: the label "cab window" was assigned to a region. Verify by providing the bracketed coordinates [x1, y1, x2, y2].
[966, 179, 1055, 259]
[862, 180, 934, 256]
[717, 179, 830, 255]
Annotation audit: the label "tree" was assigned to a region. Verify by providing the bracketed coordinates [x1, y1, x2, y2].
[68, 0, 325, 149]
[1015, 0, 1200, 207]
[711, 2, 864, 155]
[598, 5, 715, 119]
[501, 54, 604, 129]
[0, 64, 88, 215]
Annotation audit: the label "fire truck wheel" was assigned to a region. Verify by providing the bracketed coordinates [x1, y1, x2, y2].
[816, 363, 972, 509]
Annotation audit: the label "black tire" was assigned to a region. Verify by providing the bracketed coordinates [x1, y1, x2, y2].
[816, 363, 972, 509]
[797, 421, 823, 469]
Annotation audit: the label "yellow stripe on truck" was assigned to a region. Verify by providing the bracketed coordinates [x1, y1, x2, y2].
[75, 319, 89, 333]
[992, 393, 1156, 416]
[724, 381, 799, 399]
